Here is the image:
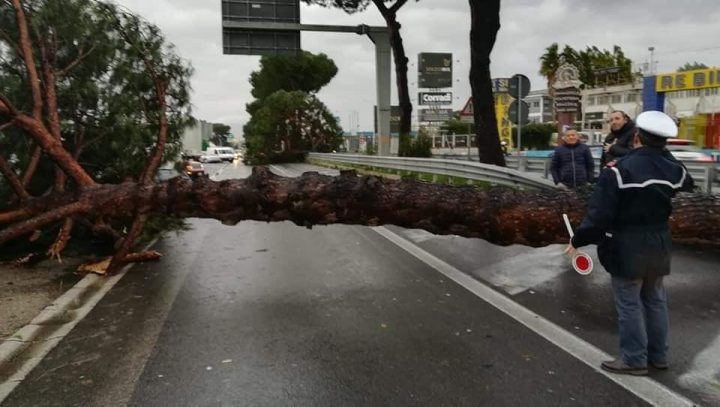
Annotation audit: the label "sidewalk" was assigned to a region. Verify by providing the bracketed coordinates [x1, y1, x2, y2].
[0, 259, 82, 341]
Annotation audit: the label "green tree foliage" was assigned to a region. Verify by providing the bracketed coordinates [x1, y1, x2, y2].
[442, 115, 475, 135]
[539, 43, 634, 89]
[677, 62, 708, 72]
[211, 123, 231, 146]
[243, 52, 342, 164]
[0, 0, 194, 190]
[511, 123, 555, 150]
[407, 128, 432, 158]
[249, 51, 338, 101]
[244, 91, 343, 165]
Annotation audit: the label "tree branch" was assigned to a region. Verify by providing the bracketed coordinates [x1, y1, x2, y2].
[388, 0, 410, 14]
[0, 28, 23, 60]
[371, 0, 389, 14]
[20, 144, 41, 187]
[0, 152, 31, 200]
[56, 45, 96, 78]
[11, 0, 44, 120]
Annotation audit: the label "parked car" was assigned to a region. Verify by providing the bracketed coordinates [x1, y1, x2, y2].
[182, 160, 206, 178]
[206, 147, 236, 162]
[200, 153, 222, 163]
[181, 150, 203, 161]
[666, 144, 715, 162]
[155, 166, 189, 182]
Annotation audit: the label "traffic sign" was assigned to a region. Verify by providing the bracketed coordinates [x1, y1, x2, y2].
[459, 97, 474, 123]
[508, 74, 530, 99]
[508, 100, 529, 125]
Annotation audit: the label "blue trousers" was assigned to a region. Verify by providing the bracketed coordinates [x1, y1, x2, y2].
[610, 275, 669, 367]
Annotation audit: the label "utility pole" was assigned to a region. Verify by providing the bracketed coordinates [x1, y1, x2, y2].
[648, 46, 655, 75]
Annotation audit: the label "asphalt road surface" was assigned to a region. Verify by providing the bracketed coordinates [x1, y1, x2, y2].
[3, 162, 718, 406]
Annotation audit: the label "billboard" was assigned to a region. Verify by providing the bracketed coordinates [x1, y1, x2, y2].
[222, 0, 301, 56]
[418, 53, 453, 89]
[495, 94, 513, 148]
[492, 78, 510, 93]
[418, 92, 452, 105]
[656, 68, 720, 92]
[419, 108, 453, 122]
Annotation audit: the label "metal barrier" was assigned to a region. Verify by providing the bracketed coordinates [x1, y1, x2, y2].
[307, 153, 557, 190]
[506, 156, 718, 193]
[310, 153, 718, 193]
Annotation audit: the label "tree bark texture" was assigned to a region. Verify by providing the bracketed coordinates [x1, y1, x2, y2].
[372, 0, 412, 143]
[2, 167, 718, 249]
[469, 0, 505, 166]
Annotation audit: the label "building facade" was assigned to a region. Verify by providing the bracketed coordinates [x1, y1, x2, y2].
[525, 89, 553, 124]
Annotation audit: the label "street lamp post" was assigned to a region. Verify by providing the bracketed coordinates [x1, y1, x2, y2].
[648, 46, 655, 75]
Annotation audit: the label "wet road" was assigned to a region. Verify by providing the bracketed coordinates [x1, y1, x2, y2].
[3, 162, 719, 406]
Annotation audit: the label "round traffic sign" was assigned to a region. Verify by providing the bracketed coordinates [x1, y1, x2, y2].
[508, 100, 529, 125]
[508, 74, 531, 99]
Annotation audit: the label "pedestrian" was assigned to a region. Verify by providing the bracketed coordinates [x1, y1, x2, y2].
[550, 129, 594, 189]
[601, 110, 636, 167]
[565, 110, 694, 376]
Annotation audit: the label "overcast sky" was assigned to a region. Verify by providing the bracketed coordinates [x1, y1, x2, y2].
[112, 0, 720, 136]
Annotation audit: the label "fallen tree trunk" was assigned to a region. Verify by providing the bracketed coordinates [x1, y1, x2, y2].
[2, 167, 718, 249]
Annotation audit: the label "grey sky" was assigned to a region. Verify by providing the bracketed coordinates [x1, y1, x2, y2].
[112, 0, 720, 136]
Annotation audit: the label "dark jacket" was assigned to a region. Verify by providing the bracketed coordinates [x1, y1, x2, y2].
[600, 120, 636, 167]
[550, 143, 594, 188]
[571, 147, 694, 279]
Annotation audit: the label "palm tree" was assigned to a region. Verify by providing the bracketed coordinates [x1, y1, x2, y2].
[539, 43, 560, 123]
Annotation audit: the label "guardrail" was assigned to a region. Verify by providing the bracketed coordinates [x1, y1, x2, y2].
[307, 153, 557, 190]
[434, 154, 719, 193]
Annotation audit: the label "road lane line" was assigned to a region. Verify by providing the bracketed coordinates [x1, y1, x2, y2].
[678, 334, 720, 399]
[372, 225, 697, 407]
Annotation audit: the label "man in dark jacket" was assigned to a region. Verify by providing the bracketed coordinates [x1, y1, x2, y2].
[601, 110, 636, 167]
[550, 129, 594, 188]
[565, 111, 694, 376]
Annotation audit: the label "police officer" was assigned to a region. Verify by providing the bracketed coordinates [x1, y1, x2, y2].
[565, 110, 694, 376]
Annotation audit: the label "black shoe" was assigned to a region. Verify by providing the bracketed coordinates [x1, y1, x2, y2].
[601, 359, 648, 376]
[649, 360, 669, 370]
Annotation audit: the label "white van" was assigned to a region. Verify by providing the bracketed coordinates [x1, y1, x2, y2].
[205, 147, 235, 162]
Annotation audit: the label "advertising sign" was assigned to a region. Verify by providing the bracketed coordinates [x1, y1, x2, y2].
[494, 94, 513, 148]
[419, 108, 453, 122]
[492, 78, 510, 94]
[418, 53, 453, 88]
[418, 92, 453, 105]
[656, 67, 720, 92]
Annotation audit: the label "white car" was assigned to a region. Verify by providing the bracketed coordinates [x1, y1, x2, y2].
[205, 147, 235, 162]
[200, 153, 222, 163]
[667, 145, 714, 162]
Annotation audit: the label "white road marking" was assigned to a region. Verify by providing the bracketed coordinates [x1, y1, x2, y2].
[678, 334, 720, 399]
[475, 244, 570, 295]
[372, 225, 696, 407]
[401, 229, 437, 243]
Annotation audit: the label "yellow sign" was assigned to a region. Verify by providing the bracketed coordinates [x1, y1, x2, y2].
[656, 67, 720, 92]
[494, 93, 513, 148]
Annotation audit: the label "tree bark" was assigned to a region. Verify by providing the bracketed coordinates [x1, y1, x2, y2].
[2, 168, 717, 249]
[468, 0, 505, 166]
[372, 0, 412, 153]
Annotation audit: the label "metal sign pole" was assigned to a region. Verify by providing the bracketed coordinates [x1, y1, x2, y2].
[517, 77, 522, 153]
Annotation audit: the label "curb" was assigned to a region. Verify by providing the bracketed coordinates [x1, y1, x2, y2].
[0, 239, 157, 402]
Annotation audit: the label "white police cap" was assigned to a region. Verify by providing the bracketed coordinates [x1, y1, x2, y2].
[636, 110, 677, 138]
